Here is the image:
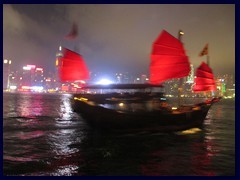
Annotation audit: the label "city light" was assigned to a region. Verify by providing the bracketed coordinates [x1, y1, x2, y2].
[32, 86, 44, 91]
[9, 85, 17, 90]
[180, 31, 184, 35]
[23, 66, 31, 70]
[97, 79, 114, 85]
[3, 61, 235, 96]
[26, 64, 36, 69]
[119, 103, 124, 107]
[36, 68, 43, 71]
[4, 59, 11, 64]
[22, 86, 31, 90]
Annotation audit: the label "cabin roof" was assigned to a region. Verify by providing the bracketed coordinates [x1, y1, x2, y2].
[83, 83, 163, 89]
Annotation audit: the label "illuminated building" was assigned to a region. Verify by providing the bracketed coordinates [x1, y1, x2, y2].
[20, 65, 36, 87]
[55, 45, 63, 90]
[140, 74, 148, 83]
[186, 64, 194, 83]
[8, 71, 18, 91]
[33, 67, 44, 86]
[163, 79, 179, 97]
[44, 72, 56, 91]
[3, 59, 11, 90]
[18, 64, 44, 91]
[115, 72, 132, 84]
[215, 74, 235, 98]
[215, 78, 225, 97]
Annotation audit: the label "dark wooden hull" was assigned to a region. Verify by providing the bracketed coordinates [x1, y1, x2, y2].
[71, 95, 220, 133]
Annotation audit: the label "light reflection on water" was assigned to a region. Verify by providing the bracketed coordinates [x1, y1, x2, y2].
[48, 129, 80, 156]
[58, 94, 73, 121]
[3, 93, 235, 176]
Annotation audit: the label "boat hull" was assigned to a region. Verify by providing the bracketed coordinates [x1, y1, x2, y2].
[71, 96, 215, 133]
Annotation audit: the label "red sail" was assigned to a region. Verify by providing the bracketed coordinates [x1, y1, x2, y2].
[150, 30, 190, 84]
[59, 48, 90, 82]
[193, 62, 216, 92]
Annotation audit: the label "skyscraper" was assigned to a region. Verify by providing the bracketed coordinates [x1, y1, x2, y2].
[55, 45, 63, 90]
[186, 64, 194, 83]
[3, 59, 11, 90]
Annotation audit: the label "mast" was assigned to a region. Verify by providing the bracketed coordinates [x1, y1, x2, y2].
[207, 44, 210, 66]
[206, 45, 212, 97]
[205, 44, 210, 97]
[178, 30, 184, 107]
[207, 55, 210, 66]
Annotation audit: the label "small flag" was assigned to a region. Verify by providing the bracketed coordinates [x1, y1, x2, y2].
[199, 43, 208, 57]
[64, 22, 78, 40]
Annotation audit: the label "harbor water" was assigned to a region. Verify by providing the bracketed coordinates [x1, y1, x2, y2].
[3, 93, 235, 176]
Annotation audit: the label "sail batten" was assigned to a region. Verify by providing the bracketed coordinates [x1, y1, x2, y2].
[152, 44, 184, 56]
[196, 69, 214, 79]
[59, 48, 90, 82]
[193, 62, 216, 92]
[150, 30, 190, 84]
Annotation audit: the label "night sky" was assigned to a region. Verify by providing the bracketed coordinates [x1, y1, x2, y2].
[3, 4, 235, 77]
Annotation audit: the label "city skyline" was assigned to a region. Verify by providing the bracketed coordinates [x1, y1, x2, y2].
[3, 61, 235, 97]
[3, 4, 235, 76]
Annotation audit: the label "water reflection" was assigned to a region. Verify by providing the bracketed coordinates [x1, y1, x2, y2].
[58, 94, 73, 121]
[4, 93, 18, 117]
[3, 94, 235, 176]
[51, 165, 79, 176]
[17, 94, 44, 117]
[139, 132, 219, 176]
[48, 129, 79, 156]
[17, 130, 45, 140]
[190, 140, 217, 176]
[45, 94, 86, 176]
[3, 93, 86, 176]
[46, 129, 84, 176]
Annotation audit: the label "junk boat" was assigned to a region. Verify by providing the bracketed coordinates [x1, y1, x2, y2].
[58, 30, 221, 132]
